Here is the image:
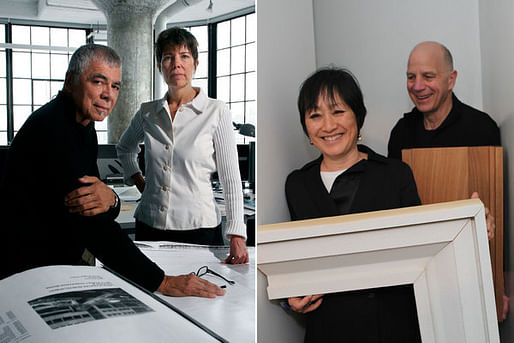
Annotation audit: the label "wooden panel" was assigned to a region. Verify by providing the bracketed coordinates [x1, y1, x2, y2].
[402, 147, 470, 204]
[402, 146, 504, 321]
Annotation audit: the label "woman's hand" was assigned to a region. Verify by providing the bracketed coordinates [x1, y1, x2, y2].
[223, 235, 249, 264]
[288, 294, 324, 313]
[132, 172, 146, 193]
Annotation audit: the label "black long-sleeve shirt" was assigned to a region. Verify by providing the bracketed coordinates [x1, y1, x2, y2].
[388, 93, 501, 159]
[285, 145, 422, 343]
[0, 92, 164, 291]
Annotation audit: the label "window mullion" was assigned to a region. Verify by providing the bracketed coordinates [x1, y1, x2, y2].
[6, 23, 13, 144]
[208, 23, 217, 99]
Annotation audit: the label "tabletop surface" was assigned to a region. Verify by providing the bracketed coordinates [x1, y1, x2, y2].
[136, 241, 256, 343]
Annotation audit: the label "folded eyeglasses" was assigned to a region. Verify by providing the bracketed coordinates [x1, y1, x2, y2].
[193, 266, 235, 288]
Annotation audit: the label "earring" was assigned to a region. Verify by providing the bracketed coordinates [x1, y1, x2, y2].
[357, 134, 362, 141]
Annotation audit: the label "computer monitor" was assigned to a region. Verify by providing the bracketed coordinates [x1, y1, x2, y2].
[0, 145, 10, 185]
[210, 143, 254, 189]
[97, 144, 145, 184]
[237, 144, 250, 182]
[248, 141, 255, 191]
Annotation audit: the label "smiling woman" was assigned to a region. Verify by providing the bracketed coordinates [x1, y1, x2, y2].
[297, 68, 367, 172]
[284, 67, 423, 342]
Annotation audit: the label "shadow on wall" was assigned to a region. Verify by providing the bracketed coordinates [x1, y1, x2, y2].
[499, 113, 514, 342]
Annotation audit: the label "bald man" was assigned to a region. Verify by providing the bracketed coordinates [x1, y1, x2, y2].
[388, 42, 509, 320]
[387, 41, 500, 159]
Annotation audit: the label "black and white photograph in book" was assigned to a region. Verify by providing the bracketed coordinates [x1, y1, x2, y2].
[29, 288, 153, 330]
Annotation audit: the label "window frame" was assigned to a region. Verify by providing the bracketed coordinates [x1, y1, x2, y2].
[168, 9, 256, 144]
[0, 19, 92, 145]
[0, 8, 256, 145]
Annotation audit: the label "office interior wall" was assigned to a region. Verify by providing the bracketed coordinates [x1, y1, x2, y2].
[479, 0, 514, 339]
[312, 0, 483, 156]
[256, 0, 317, 341]
[256, 0, 318, 227]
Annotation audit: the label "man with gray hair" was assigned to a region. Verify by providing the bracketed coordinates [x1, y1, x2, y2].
[0, 44, 224, 299]
[387, 41, 500, 159]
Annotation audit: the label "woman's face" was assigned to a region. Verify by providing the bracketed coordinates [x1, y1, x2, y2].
[159, 44, 198, 90]
[305, 92, 359, 162]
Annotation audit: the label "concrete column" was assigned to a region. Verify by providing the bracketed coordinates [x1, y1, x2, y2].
[92, 0, 170, 143]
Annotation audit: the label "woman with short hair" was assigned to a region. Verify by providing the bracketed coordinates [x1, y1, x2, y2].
[117, 27, 248, 264]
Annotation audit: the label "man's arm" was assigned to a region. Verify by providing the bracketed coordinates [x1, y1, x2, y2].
[387, 120, 405, 160]
[76, 212, 224, 296]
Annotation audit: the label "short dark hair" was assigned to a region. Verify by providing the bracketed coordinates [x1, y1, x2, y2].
[155, 27, 199, 66]
[67, 44, 121, 85]
[297, 67, 367, 136]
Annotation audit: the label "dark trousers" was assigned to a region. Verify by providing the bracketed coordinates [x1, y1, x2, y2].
[135, 220, 224, 246]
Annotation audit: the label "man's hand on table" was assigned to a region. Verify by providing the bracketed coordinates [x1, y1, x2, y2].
[157, 274, 225, 298]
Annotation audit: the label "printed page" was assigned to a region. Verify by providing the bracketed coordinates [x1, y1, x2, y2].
[0, 265, 222, 343]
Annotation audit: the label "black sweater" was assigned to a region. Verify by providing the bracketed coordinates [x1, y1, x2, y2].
[0, 92, 164, 291]
[286, 145, 420, 220]
[388, 93, 500, 159]
[285, 145, 422, 342]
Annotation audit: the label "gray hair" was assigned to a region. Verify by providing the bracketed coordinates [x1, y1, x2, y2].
[66, 44, 121, 83]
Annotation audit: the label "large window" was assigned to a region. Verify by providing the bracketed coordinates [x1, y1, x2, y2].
[216, 13, 256, 144]
[189, 25, 209, 93]
[0, 10, 256, 145]
[0, 22, 88, 145]
[180, 12, 256, 144]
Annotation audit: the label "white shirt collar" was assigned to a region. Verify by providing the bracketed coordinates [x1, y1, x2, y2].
[160, 87, 207, 115]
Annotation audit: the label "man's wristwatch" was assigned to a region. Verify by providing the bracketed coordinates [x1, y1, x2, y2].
[110, 192, 120, 209]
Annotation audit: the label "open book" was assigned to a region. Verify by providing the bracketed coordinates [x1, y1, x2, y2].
[0, 265, 226, 343]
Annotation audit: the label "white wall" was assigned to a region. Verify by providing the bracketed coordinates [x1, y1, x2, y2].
[479, 0, 514, 339]
[313, 0, 483, 155]
[257, 0, 514, 341]
[256, 0, 317, 341]
[256, 0, 318, 227]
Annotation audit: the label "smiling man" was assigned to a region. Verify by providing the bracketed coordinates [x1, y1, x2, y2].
[0, 44, 224, 299]
[387, 41, 500, 159]
[387, 41, 509, 320]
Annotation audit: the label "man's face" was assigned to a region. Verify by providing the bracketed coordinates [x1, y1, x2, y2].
[68, 59, 121, 126]
[406, 44, 456, 117]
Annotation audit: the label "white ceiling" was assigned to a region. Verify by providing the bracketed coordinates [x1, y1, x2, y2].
[0, 0, 254, 26]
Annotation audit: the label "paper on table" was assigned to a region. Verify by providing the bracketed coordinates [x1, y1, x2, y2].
[111, 185, 141, 202]
[0, 265, 223, 343]
[137, 242, 256, 343]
